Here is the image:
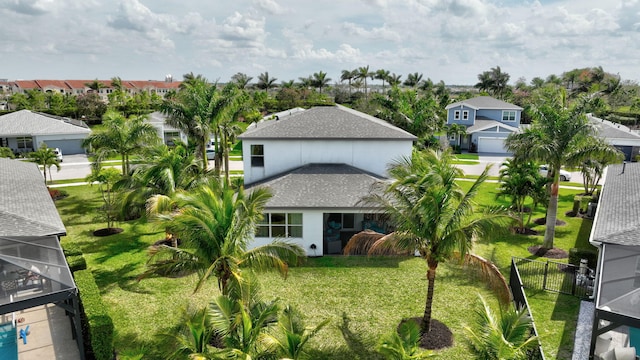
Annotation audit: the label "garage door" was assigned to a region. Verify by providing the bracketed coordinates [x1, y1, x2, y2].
[477, 137, 507, 153]
[43, 140, 86, 155]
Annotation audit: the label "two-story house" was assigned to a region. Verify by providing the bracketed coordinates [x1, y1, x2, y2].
[445, 96, 523, 154]
[239, 105, 417, 256]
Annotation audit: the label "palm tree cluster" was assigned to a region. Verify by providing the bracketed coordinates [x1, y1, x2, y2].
[505, 89, 623, 251]
[475, 66, 511, 100]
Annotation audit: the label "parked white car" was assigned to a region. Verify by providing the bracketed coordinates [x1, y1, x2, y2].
[539, 165, 571, 181]
[206, 148, 215, 160]
[52, 148, 63, 162]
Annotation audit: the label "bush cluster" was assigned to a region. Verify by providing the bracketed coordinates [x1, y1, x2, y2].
[74, 270, 115, 360]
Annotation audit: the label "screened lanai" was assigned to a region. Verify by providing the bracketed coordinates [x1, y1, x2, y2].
[0, 158, 84, 358]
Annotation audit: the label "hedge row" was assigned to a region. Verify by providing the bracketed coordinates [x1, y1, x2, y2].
[74, 270, 115, 360]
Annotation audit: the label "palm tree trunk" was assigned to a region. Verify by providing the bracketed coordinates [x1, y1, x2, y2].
[201, 136, 208, 171]
[422, 260, 438, 334]
[543, 180, 560, 249]
[224, 145, 230, 185]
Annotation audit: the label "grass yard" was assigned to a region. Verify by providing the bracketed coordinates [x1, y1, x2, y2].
[55, 181, 593, 359]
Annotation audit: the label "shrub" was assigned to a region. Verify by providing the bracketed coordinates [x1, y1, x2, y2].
[48, 188, 69, 200]
[568, 248, 598, 269]
[62, 242, 84, 257]
[67, 255, 87, 272]
[75, 270, 114, 360]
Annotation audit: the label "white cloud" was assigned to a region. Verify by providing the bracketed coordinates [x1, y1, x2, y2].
[341, 22, 401, 42]
[253, 0, 286, 15]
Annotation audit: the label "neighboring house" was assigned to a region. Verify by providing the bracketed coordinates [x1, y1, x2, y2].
[0, 158, 84, 358]
[147, 111, 188, 146]
[589, 114, 640, 162]
[0, 110, 91, 155]
[588, 162, 640, 358]
[239, 105, 417, 256]
[445, 96, 523, 153]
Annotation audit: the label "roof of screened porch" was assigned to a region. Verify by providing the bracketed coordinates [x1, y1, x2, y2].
[0, 235, 76, 314]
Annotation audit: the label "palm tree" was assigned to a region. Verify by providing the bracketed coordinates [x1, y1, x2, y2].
[270, 305, 329, 360]
[164, 307, 218, 360]
[464, 295, 539, 360]
[403, 72, 423, 88]
[29, 144, 60, 184]
[490, 66, 511, 99]
[388, 73, 402, 87]
[82, 110, 159, 175]
[446, 123, 467, 149]
[311, 71, 331, 94]
[143, 180, 305, 295]
[208, 275, 280, 358]
[505, 91, 622, 251]
[116, 142, 207, 222]
[84, 79, 106, 93]
[497, 158, 547, 233]
[377, 321, 434, 359]
[475, 72, 493, 94]
[161, 77, 245, 172]
[574, 136, 623, 195]
[356, 65, 373, 97]
[361, 149, 513, 335]
[230, 73, 253, 89]
[375, 69, 391, 92]
[256, 72, 278, 93]
[341, 69, 357, 94]
[280, 80, 295, 89]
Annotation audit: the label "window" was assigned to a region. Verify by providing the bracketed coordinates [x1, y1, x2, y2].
[16, 136, 33, 151]
[462, 110, 469, 120]
[502, 111, 516, 122]
[256, 213, 303, 238]
[327, 213, 355, 229]
[251, 144, 264, 167]
[164, 131, 180, 146]
[453, 110, 461, 120]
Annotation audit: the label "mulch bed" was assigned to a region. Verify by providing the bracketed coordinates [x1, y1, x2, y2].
[533, 217, 566, 226]
[400, 318, 454, 350]
[528, 245, 568, 259]
[93, 228, 123, 237]
[512, 227, 538, 236]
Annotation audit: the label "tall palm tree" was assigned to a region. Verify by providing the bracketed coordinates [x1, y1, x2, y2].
[256, 72, 278, 93]
[362, 149, 513, 335]
[161, 77, 245, 172]
[82, 110, 159, 174]
[464, 295, 539, 360]
[143, 180, 305, 295]
[375, 69, 391, 92]
[490, 66, 511, 99]
[505, 91, 622, 251]
[312, 71, 331, 94]
[341, 69, 357, 94]
[29, 144, 60, 184]
[356, 65, 373, 98]
[280, 80, 295, 89]
[231, 72, 253, 89]
[475, 71, 493, 94]
[403, 72, 423, 88]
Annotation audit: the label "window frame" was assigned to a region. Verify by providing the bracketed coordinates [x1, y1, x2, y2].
[251, 144, 264, 167]
[462, 110, 469, 120]
[502, 110, 517, 122]
[453, 110, 461, 120]
[16, 136, 33, 151]
[256, 212, 303, 238]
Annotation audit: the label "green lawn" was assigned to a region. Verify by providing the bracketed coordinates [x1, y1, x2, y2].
[56, 182, 591, 359]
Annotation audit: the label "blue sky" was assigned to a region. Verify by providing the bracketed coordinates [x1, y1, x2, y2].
[0, 0, 638, 85]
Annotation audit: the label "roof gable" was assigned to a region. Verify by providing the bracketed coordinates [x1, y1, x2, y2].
[0, 110, 91, 136]
[446, 96, 523, 111]
[0, 159, 66, 236]
[466, 119, 519, 133]
[240, 105, 417, 140]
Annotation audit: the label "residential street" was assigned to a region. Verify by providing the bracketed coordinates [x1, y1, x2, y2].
[44, 153, 587, 187]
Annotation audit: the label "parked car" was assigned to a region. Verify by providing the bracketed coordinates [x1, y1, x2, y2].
[52, 148, 63, 162]
[539, 165, 571, 181]
[206, 148, 215, 160]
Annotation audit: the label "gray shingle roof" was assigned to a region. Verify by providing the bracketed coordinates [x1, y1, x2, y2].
[247, 164, 385, 209]
[589, 115, 640, 141]
[239, 105, 417, 140]
[591, 162, 640, 245]
[446, 96, 523, 111]
[0, 158, 66, 236]
[0, 110, 91, 136]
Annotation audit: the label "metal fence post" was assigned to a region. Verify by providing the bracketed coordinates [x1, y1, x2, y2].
[542, 261, 549, 290]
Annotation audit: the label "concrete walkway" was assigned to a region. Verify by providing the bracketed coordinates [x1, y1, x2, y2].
[1, 304, 81, 360]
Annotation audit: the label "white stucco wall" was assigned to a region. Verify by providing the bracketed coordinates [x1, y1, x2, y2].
[243, 139, 413, 184]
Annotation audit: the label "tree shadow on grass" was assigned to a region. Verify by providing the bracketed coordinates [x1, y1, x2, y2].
[91, 263, 153, 294]
[335, 312, 383, 360]
[112, 330, 171, 360]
